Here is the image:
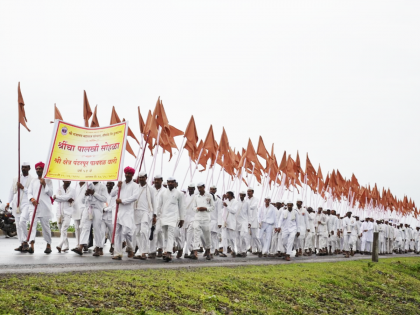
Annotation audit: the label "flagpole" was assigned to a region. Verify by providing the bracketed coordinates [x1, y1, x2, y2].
[181, 157, 193, 190]
[138, 130, 151, 173]
[17, 112, 21, 210]
[190, 148, 204, 181]
[172, 136, 186, 176]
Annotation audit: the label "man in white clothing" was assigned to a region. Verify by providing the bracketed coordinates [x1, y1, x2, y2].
[183, 183, 197, 258]
[149, 174, 165, 259]
[277, 201, 300, 261]
[303, 207, 316, 256]
[235, 191, 249, 257]
[102, 182, 116, 254]
[72, 182, 86, 251]
[154, 177, 185, 262]
[258, 197, 277, 258]
[110, 167, 139, 260]
[132, 172, 155, 260]
[360, 217, 374, 254]
[209, 185, 223, 257]
[219, 191, 238, 258]
[27, 162, 53, 254]
[247, 188, 261, 255]
[269, 200, 284, 257]
[294, 198, 309, 257]
[73, 181, 107, 256]
[315, 207, 328, 256]
[191, 183, 214, 260]
[6, 162, 33, 252]
[342, 211, 356, 258]
[327, 209, 338, 255]
[54, 181, 74, 253]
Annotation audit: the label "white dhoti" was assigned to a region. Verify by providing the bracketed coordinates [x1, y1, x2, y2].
[304, 231, 314, 251]
[282, 231, 296, 256]
[162, 225, 175, 253]
[80, 208, 104, 248]
[56, 214, 71, 249]
[73, 219, 81, 246]
[223, 228, 236, 253]
[114, 223, 132, 256]
[28, 215, 52, 244]
[259, 223, 274, 255]
[193, 220, 211, 250]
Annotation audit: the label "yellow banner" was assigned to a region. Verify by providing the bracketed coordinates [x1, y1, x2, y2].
[44, 121, 128, 181]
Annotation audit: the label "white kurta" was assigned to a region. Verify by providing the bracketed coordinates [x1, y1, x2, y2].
[72, 183, 87, 220]
[27, 178, 53, 218]
[155, 188, 185, 227]
[111, 181, 138, 230]
[134, 184, 155, 223]
[235, 199, 249, 233]
[247, 196, 259, 228]
[55, 185, 75, 217]
[9, 174, 33, 217]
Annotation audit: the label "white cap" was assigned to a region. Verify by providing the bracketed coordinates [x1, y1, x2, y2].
[240, 191, 246, 195]
[286, 200, 293, 204]
[197, 182, 205, 187]
[22, 162, 30, 166]
[296, 198, 302, 202]
[188, 183, 195, 188]
[167, 176, 176, 181]
[264, 196, 271, 200]
[275, 199, 282, 203]
[247, 187, 254, 191]
[138, 171, 147, 177]
[163, 181, 167, 185]
[281, 200, 285, 203]
[210, 185, 217, 189]
[154, 174, 163, 179]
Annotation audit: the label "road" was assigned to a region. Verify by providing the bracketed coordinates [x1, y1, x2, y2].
[0, 236, 417, 274]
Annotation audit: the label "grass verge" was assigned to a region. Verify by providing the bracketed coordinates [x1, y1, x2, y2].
[0, 257, 419, 314]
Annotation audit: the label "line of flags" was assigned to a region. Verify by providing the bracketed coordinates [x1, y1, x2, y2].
[17, 83, 418, 220]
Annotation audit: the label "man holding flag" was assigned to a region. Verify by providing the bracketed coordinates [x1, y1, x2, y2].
[27, 162, 53, 254]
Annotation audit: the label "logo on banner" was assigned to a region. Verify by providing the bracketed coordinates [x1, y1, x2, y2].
[61, 126, 68, 136]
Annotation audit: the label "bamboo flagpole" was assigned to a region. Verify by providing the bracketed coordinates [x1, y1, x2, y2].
[172, 136, 186, 176]
[138, 130, 151, 173]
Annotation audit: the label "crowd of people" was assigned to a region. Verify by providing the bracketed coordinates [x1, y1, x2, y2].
[6, 162, 420, 262]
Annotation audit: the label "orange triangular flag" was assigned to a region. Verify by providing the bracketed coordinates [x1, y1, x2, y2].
[50, 103, 64, 123]
[257, 136, 269, 160]
[138, 107, 145, 134]
[110, 107, 136, 158]
[18, 82, 30, 132]
[83, 90, 92, 127]
[278, 151, 287, 172]
[90, 105, 100, 128]
[153, 97, 170, 136]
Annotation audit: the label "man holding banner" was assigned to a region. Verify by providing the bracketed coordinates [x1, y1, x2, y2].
[111, 166, 138, 260]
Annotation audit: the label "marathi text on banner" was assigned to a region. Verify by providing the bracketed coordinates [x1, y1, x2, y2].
[44, 121, 128, 181]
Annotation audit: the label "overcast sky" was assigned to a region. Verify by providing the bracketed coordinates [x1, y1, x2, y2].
[1, 1, 419, 206]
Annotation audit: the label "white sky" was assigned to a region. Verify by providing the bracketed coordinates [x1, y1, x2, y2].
[1, 1, 419, 206]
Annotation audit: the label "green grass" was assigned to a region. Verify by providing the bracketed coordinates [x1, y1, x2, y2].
[0, 258, 419, 314]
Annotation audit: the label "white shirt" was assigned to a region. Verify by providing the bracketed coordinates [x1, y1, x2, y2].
[111, 181, 138, 229]
[134, 184, 155, 224]
[278, 209, 300, 233]
[8, 174, 34, 217]
[258, 204, 277, 225]
[27, 178, 53, 218]
[184, 192, 197, 227]
[85, 182, 107, 211]
[223, 198, 238, 230]
[103, 191, 116, 221]
[72, 183, 87, 220]
[55, 185, 75, 217]
[246, 196, 259, 228]
[193, 192, 215, 221]
[155, 188, 185, 227]
[235, 199, 249, 232]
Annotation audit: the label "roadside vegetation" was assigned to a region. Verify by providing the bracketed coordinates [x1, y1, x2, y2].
[0, 258, 419, 314]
